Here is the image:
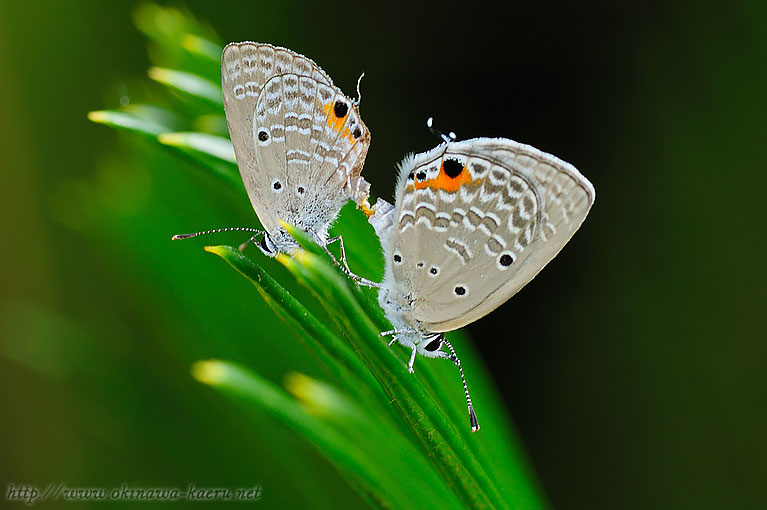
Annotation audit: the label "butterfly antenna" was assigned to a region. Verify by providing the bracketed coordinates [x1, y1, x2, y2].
[426, 117, 457, 144]
[171, 227, 263, 240]
[354, 72, 365, 106]
[442, 337, 480, 432]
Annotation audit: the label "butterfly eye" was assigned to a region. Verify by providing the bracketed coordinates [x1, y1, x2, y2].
[258, 235, 277, 257]
[424, 338, 442, 352]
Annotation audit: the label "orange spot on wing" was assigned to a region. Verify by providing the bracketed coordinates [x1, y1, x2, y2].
[322, 102, 357, 145]
[436, 160, 471, 191]
[412, 160, 471, 191]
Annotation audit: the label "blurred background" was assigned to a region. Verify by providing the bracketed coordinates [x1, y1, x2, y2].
[1, 1, 765, 508]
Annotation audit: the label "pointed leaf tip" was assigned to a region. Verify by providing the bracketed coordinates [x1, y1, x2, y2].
[203, 245, 227, 256]
[87, 110, 108, 123]
[192, 359, 227, 386]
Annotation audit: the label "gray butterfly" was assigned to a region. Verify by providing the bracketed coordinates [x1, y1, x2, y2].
[369, 136, 595, 431]
[175, 42, 371, 264]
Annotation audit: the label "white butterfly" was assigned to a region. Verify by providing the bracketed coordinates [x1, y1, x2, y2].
[369, 134, 595, 431]
[175, 42, 371, 271]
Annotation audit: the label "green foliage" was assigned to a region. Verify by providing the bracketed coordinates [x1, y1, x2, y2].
[88, 5, 544, 508]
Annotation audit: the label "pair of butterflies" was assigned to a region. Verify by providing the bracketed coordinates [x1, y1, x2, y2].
[176, 42, 595, 432]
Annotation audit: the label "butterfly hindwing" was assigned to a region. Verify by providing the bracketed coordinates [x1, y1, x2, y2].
[387, 138, 595, 332]
[221, 42, 371, 244]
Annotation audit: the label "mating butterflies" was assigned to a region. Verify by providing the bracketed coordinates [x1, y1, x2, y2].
[370, 137, 595, 430]
[173, 41, 596, 433]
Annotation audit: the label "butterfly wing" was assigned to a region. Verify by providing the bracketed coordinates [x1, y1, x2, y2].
[221, 42, 371, 239]
[386, 138, 594, 332]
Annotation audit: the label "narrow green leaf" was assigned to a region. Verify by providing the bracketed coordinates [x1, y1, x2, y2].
[157, 132, 235, 163]
[133, 4, 220, 80]
[149, 67, 223, 106]
[192, 360, 404, 509]
[181, 34, 223, 62]
[203, 246, 381, 400]
[278, 245, 507, 509]
[88, 109, 169, 138]
[156, 133, 238, 185]
[283, 372, 464, 509]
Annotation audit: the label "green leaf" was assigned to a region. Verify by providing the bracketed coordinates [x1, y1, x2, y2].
[203, 245, 387, 404]
[157, 132, 234, 163]
[192, 360, 406, 509]
[280, 246, 508, 509]
[87, 107, 173, 138]
[181, 34, 223, 62]
[148, 67, 223, 107]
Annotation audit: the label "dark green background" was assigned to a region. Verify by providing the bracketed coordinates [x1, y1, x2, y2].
[1, 1, 765, 508]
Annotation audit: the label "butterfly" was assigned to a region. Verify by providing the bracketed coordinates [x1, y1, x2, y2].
[174, 42, 371, 269]
[369, 135, 595, 431]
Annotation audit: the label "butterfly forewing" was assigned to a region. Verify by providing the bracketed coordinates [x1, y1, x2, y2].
[221, 42, 371, 241]
[388, 138, 594, 332]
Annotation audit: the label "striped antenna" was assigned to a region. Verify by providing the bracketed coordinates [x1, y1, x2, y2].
[171, 227, 263, 241]
[442, 337, 480, 432]
[426, 117, 457, 144]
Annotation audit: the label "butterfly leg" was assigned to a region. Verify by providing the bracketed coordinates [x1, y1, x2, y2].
[238, 233, 261, 252]
[380, 329, 420, 361]
[407, 346, 417, 374]
[379, 330, 401, 347]
[380, 329, 413, 340]
[378, 329, 401, 347]
[325, 235, 381, 288]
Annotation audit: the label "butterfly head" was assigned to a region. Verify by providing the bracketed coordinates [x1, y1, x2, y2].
[256, 232, 279, 257]
[263, 227, 302, 256]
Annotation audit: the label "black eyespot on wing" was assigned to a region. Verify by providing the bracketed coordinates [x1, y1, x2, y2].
[429, 267, 438, 275]
[417, 262, 424, 267]
[333, 100, 348, 118]
[258, 130, 269, 141]
[408, 171, 414, 180]
[297, 186, 305, 194]
[500, 254, 514, 266]
[416, 170, 427, 181]
[393, 254, 401, 263]
[353, 127, 362, 139]
[424, 338, 442, 352]
[273, 181, 282, 190]
[443, 158, 463, 178]
[454, 286, 466, 296]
